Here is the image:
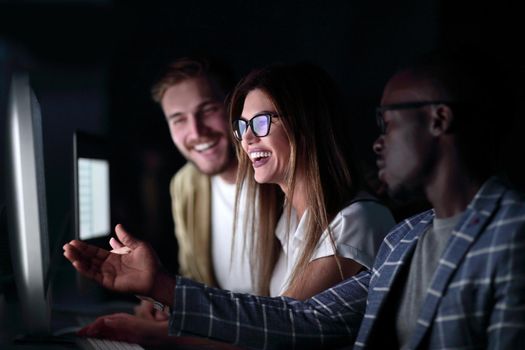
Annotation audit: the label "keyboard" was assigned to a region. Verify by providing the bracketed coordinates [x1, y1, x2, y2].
[75, 316, 145, 350]
[77, 337, 145, 350]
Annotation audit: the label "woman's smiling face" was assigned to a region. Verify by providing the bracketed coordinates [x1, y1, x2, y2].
[240, 89, 291, 187]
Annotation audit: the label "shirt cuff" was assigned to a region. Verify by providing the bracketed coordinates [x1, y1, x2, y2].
[311, 243, 373, 270]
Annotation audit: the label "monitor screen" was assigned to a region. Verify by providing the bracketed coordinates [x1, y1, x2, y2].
[73, 132, 111, 241]
[5, 72, 51, 335]
[77, 157, 110, 240]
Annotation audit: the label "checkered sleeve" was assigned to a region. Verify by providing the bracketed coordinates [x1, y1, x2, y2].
[487, 216, 525, 349]
[168, 272, 370, 349]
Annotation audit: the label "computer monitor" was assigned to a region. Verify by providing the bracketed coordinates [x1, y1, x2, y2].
[73, 131, 111, 242]
[3, 71, 143, 350]
[5, 72, 51, 335]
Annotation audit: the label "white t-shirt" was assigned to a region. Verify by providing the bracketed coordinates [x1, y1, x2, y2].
[211, 176, 255, 293]
[269, 195, 395, 296]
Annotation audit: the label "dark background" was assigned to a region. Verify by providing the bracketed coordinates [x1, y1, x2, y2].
[1, 0, 524, 274]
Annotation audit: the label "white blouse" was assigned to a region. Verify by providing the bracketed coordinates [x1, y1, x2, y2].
[269, 194, 395, 296]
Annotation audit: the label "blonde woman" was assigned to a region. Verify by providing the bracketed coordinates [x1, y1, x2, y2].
[230, 63, 395, 299]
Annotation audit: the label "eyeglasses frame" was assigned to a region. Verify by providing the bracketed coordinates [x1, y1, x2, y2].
[375, 101, 454, 134]
[232, 113, 276, 141]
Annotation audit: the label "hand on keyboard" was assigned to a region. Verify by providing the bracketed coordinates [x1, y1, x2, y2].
[77, 312, 168, 346]
[77, 313, 243, 349]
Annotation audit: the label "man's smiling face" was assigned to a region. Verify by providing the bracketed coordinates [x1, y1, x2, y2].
[161, 77, 234, 175]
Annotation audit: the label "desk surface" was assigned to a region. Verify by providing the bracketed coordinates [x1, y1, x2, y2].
[1, 266, 241, 350]
[1, 295, 241, 350]
[1, 295, 67, 349]
[0, 287, 138, 350]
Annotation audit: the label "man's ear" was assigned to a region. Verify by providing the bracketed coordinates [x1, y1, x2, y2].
[429, 104, 454, 136]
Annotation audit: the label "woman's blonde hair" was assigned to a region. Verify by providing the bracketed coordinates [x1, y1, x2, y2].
[229, 63, 363, 295]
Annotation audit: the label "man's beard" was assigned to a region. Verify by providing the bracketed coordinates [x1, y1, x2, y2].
[387, 180, 426, 204]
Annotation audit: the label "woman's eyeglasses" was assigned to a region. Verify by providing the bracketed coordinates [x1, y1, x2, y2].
[232, 113, 275, 141]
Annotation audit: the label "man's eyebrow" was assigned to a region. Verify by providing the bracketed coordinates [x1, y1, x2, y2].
[166, 99, 221, 121]
[197, 99, 221, 109]
[166, 112, 183, 120]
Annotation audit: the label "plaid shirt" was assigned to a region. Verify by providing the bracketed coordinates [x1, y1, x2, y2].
[169, 177, 525, 349]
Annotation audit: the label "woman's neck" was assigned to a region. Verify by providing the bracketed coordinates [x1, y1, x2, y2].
[280, 177, 308, 221]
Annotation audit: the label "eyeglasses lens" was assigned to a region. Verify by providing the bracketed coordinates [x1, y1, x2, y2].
[233, 120, 245, 140]
[252, 115, 270, 137]
[233, 115, 271, 140]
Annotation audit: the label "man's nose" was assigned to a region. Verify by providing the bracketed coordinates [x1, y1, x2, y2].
[188, 115, 206, 137]
[372, 135, 384, 155]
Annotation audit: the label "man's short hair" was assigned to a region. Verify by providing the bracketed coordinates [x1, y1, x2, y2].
[151, 57, 235, 103]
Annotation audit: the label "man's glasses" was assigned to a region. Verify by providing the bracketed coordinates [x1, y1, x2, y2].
[375, 101, 452, 134]
[232, 113, 275, 141]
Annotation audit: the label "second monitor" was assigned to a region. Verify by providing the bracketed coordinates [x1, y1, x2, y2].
[73, 131, 111, 242]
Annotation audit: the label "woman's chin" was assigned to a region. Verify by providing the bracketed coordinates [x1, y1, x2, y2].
[254, 172, 273, 185]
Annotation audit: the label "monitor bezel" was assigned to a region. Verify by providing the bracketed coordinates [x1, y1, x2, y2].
[5, 72, 51, 335]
